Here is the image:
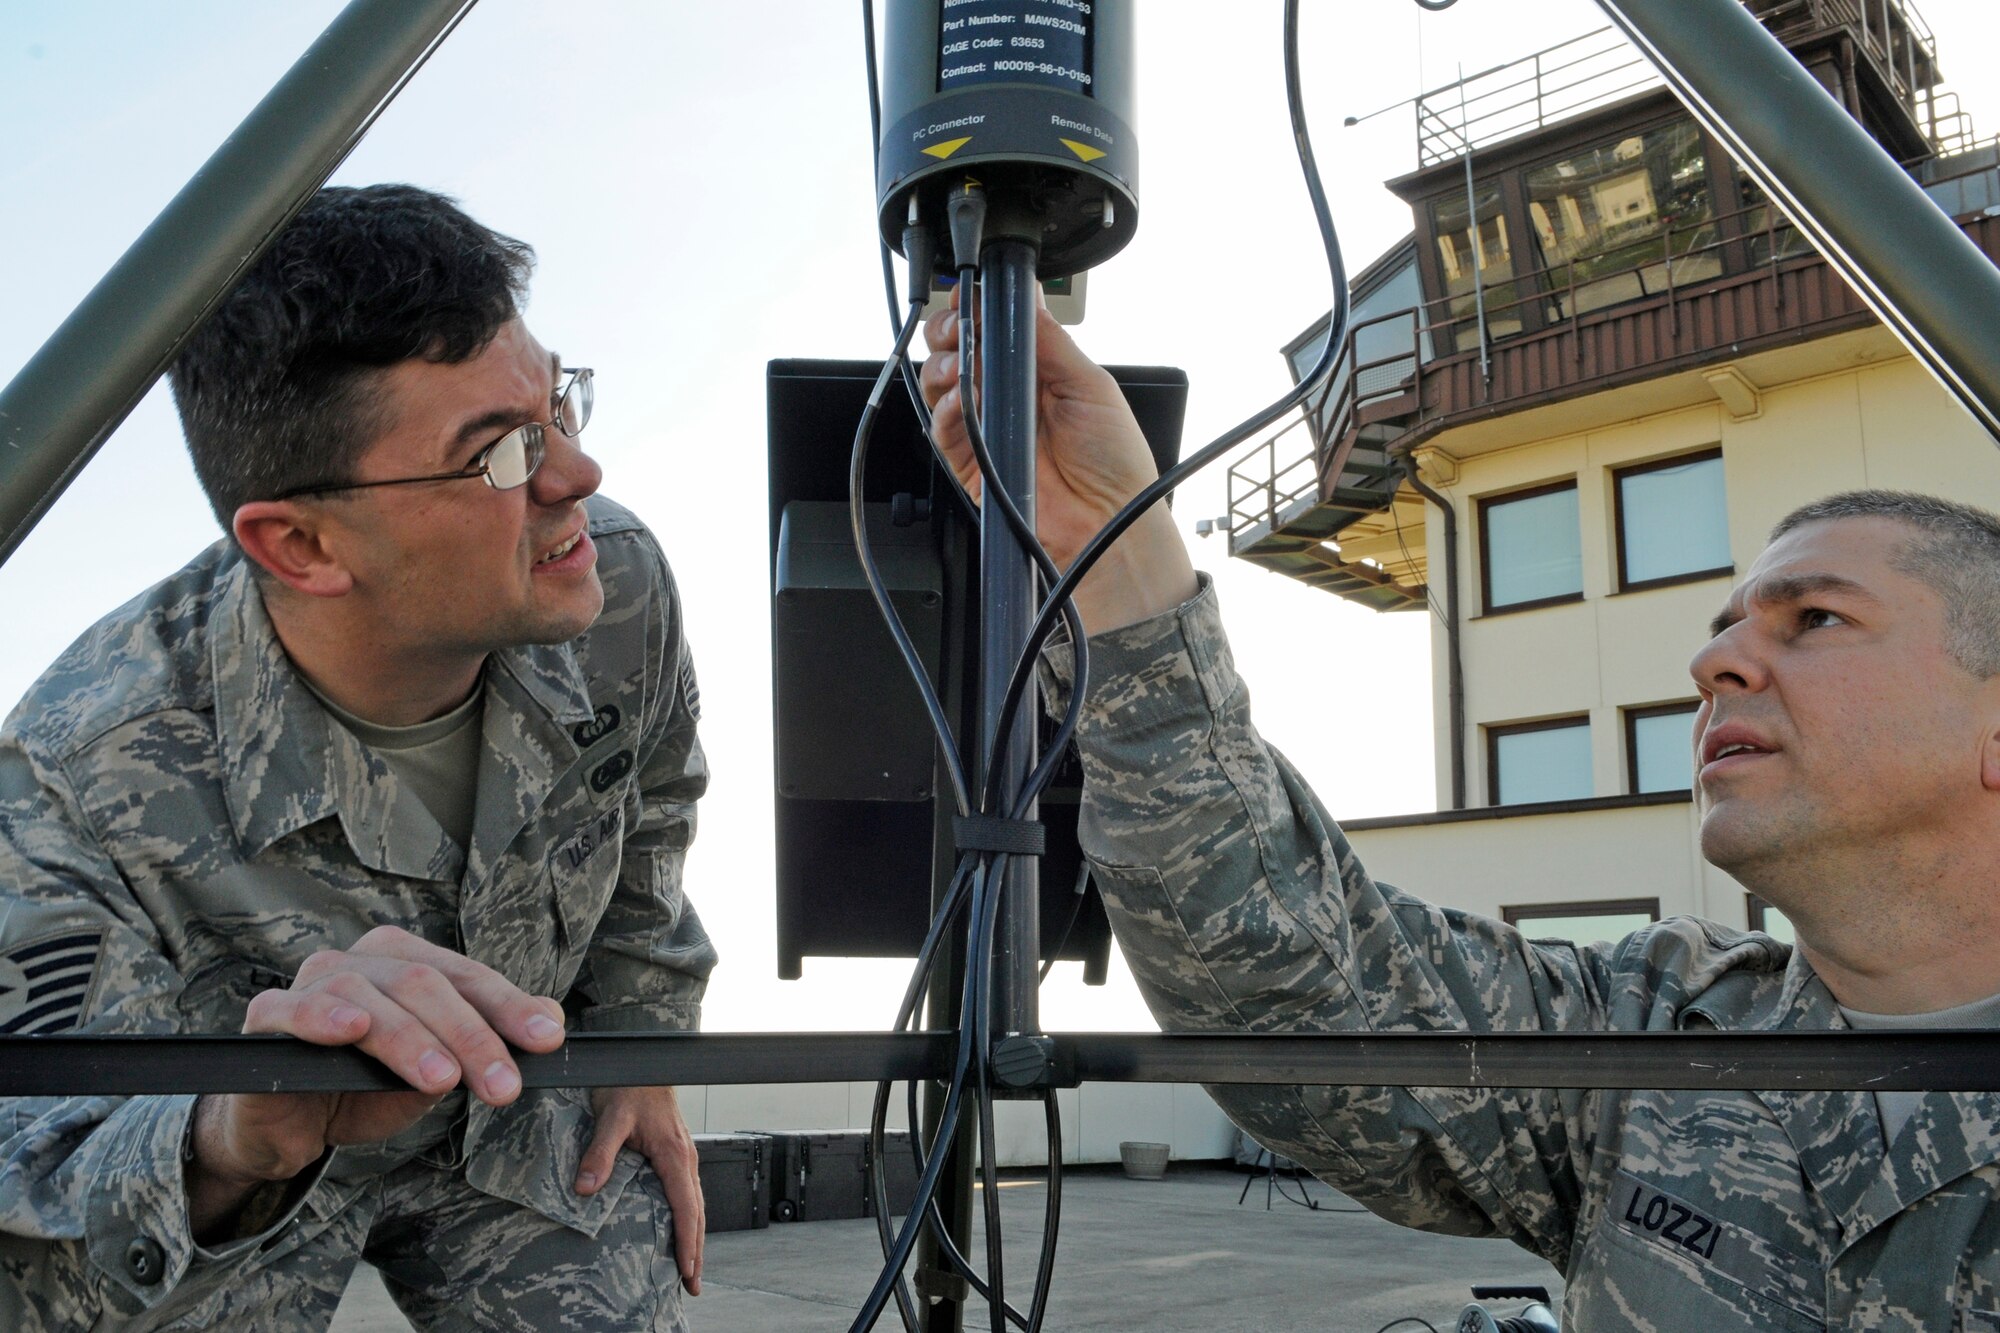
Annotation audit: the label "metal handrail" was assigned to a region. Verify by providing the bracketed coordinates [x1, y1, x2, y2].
[1417, 27, 1655, 167]
[1414, 2, 1951, 170]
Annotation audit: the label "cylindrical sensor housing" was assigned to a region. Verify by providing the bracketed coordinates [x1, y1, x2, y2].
[877, 0, 1137, 278]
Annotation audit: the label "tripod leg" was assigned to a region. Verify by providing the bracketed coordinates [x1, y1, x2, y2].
[1236, 1148, 1262, 1206]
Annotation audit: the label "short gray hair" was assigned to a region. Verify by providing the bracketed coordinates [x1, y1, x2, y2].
[1771, 490, 2000, 677]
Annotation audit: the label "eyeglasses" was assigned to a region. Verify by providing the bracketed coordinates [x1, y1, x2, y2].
[277, 367, 594, 500]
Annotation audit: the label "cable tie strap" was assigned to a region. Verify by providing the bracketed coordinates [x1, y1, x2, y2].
[953, 814, 1046, 858]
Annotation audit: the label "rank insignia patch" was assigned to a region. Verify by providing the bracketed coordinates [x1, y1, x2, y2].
[0, 931, 101, 1034]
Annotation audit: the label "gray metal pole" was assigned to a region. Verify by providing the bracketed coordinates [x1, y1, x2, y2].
[1594, 0, 2000, 442]
[0, 0, 478, 566]
[978, 239, 1042, 1039]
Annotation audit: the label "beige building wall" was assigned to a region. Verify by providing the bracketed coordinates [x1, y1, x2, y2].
[1343, 801, 1744, 929]
[1386, 340, 2000, 931]
[672, 1081, 1238, 1168]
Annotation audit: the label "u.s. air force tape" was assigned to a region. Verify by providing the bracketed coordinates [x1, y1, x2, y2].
[952, 814, 1047, 857]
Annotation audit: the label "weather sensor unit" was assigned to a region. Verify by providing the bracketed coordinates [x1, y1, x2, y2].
[876, 0, 1138, 279]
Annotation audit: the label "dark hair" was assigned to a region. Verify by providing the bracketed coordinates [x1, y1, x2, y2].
[1771, 489, 2000, 677]
[168, 184, 535, 529]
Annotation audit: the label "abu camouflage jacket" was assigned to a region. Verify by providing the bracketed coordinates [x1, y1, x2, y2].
[0, 496, 714, 1327]
[1045, 579, 2000, 1332]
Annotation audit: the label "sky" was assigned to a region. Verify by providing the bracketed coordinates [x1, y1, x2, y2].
[3, 1, 1995, 1033]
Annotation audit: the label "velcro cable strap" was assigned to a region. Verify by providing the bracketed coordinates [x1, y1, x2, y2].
[953, 814, 1046, 857]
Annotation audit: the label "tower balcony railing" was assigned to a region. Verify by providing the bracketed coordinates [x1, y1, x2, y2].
[1226, 198, 2000, 568]
[1748, 0, 1939, 111]
[1414, 4, 1952, 171]
[1415, 27, 1656, 168]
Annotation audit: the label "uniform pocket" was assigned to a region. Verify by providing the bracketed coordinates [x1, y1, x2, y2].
[1577, 1173, 1826, 1331]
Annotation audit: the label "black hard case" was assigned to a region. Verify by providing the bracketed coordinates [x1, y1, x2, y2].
[755, 1129, 924, 1223]
[694, 1132, 771, 1232]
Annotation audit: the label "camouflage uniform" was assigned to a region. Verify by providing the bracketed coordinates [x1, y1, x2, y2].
[1047, 578, 2000, 1332]
[0, 497, 714, 1330]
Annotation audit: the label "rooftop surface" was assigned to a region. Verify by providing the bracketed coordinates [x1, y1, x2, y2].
[330, 1163, 1566, 1332]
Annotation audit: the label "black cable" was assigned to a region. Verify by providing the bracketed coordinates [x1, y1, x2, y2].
[979, 0, 1349, 827]
[847, 304, 1025, 1328]
[856, 852, 1062, 1333]
[855, 856, 1004, 1332]
[911, 2, 1342, 1324]
[845, 303, 996, 1333]
[1025, 1089, 1063, 1332]
[952, 269, 1090, 814]
[1413, 0, 1458, 9]
[953, 268, 1077, 1333]
[944, 258, 1044, 1330]
[911, 325, 977, 526]
[885, 863, 978, 1329]
[863, 0, 978, 531]
[949, 270, 1093, 829]
[845, 276, 1072, 1333]
[851, 301, 973, 820]
[855, 432, 968, 1330]
[1373, 1320, 1443, 1333]
[860, 849, 1044, 1333]
[849, 971, 981, 1333]
[969, 854, 1008, 1333]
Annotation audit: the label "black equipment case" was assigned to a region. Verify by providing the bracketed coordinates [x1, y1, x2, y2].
[693, 1132, 771, 1232]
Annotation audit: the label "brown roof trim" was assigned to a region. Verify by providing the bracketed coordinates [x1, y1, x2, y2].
[1341, 788, 1691, 832]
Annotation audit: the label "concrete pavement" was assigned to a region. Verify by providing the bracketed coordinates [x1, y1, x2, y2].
[331, 1163, 1563, 1332]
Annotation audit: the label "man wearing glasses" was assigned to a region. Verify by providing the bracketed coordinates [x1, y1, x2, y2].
[0, 186, 712, 1330]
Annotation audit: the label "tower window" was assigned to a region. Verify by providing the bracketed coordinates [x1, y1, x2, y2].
[1481, 480, 1583, 613]
[1614, 449, 1732, 591]
[1488, 715, 1592, 806]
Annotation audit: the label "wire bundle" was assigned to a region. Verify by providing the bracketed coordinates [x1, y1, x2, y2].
[846, 3, 1351, 1328]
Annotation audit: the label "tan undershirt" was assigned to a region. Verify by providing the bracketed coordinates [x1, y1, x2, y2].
[1839, 990, 2000, 1145]
[304, 681, 484, 851]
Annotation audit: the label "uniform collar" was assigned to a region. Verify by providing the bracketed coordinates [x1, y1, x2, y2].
[1717, 940, 2000, 1255]
[460, 641, 595, 897]
[486, 637, 597, 733]
[214, 566, 596, 878]
[213, 563, 340, 860]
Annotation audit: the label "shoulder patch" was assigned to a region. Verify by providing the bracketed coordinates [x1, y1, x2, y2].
[0, 930, 103, 1034]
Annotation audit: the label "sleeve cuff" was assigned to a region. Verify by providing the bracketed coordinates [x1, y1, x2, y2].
[1036, 573, 1240, 734]
[80, 1094, 324, 1310]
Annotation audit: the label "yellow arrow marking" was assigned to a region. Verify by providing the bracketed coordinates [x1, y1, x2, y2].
[1059, 138, 1107, 163]
[921, 137, 973, 160]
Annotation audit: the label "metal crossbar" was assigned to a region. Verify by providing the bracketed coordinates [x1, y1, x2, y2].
[7, 1030, 2000, 1096]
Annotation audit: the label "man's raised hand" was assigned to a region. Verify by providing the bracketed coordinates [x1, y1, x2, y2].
[919, 297, 1196, 634]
